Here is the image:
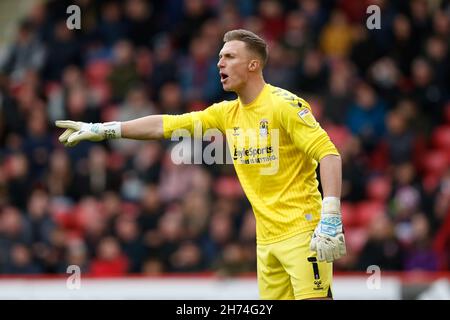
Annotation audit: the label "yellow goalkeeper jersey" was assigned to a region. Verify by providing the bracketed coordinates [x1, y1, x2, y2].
[163, 84, 339, 244]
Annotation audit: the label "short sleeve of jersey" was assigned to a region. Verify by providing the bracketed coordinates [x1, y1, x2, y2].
[277, 97, 339, 161]
[162, 101, 227, 139]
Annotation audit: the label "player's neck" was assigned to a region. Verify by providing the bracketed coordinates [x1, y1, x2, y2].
[237, 76, 266, 105]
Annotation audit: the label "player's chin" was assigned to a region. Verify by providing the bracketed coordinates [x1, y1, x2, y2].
[222, 84, 233, 92]
[222, 82, 236, 92]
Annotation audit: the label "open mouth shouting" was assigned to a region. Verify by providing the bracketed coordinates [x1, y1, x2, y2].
[220, 72, 229, 83]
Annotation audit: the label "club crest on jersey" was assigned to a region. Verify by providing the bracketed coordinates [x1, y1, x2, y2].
[232, 127, 240, 136]
[259, 119, 269, 137]
[297, 107, 318, 128]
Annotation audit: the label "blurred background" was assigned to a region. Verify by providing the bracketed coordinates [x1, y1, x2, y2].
[0, 0, 449, 299]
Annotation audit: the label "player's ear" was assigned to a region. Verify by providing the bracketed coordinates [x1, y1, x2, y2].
[248, 59, 259, 71]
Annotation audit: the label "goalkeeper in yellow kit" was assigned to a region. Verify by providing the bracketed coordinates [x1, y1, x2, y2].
[56, 29, 346, 300]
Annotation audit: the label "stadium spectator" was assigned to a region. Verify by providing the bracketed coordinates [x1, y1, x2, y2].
[356, 213, 404, 271]
[346, 81, 387, 152]
[108, 40, 139, 102]
[0, 20, 45, 84]
[90, 236, 129, 276]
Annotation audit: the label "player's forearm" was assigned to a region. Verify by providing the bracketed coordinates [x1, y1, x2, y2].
[319, 154, 342, 198]
[121, 115, 164, 140]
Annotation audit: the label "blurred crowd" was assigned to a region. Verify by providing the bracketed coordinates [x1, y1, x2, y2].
[0, 0, 449, 277]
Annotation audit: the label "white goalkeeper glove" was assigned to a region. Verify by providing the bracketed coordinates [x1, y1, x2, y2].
[55, 120, 121, 147]
[310, 197, 347, 262]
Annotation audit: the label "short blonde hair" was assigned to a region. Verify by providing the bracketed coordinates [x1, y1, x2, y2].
[223, 29, 268, 66]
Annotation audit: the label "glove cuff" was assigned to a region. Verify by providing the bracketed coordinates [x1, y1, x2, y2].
[103, 122, 122, 139]
[322, 197, 340, 215]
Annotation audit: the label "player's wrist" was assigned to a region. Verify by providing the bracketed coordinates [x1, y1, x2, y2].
[321, 196, 340, 215]
[102, 121, 122, 139]
[81, 122, 122, 140]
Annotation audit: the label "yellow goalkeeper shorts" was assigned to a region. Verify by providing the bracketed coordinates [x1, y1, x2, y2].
[256, 230, 333, 300]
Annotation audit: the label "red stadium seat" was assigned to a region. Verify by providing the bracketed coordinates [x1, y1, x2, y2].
[44, 81, 61, 96]
[187, 100, 208, 112]
[341, 201, 358, 227]
[354, 201, 385, 228]
[101, 104, 119, 122]
[432, 125, 450, 150]
[422, 173, 442, 194]
[85, 60, 111, 85]
[322, 124, 351, 150]
[366, 175, 392, 202]
[214, 176, 245, 198]
[344, 226, 368, 254]
[107, 151, 125, 170]
[444, 102, 450, 124]
[368, 142, 389, 172]
[121, 202, 140, 217]
[309, 98, 323, 122]
[422, 150, 449, 176]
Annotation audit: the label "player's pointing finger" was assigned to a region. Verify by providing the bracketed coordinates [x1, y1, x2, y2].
[55, 120, 80, 130]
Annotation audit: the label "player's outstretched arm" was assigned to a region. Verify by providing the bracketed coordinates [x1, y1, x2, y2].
[55, 115, 164, 147]
[121, 115, 164, 140]
[310, 154, 347, 262]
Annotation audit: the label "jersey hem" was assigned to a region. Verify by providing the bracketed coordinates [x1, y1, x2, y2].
[256, 226, 316, 245]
